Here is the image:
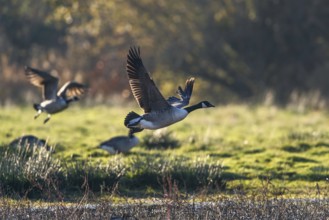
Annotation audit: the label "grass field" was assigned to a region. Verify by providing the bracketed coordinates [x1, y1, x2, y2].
[0, 104, 328, 201]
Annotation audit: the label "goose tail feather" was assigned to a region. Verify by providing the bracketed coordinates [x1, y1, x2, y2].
[124, 111, 143, 131]
[33, 103, 41, 111]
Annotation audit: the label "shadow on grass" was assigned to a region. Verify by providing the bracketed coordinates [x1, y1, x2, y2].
[209, 153, 232, 158]
[281, 143, 312, 153]
[281, 142, 329, 153]
[243, 148, 265, 154]
[315, 142, 329, 148]
[221, 172, 248, 181]
[257, 170, 328, 182]
[287, 156, 318, 163]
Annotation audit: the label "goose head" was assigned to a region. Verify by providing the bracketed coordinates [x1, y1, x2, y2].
[72, 96, 79, 101]
[200, 101, 215, 108]
[183, 100, 215, 113]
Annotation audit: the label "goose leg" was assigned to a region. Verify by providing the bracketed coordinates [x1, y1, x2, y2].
[34, 110, 42, 119]
[44, 114, 51, 124]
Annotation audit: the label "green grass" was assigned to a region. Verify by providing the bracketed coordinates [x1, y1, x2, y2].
[0, 104, 328, 198]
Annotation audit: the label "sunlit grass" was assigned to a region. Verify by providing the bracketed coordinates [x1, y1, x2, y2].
[0, 104, 328, 198]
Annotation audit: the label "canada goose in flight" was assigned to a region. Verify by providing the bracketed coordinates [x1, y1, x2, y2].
[166, 77, 195, 108]
[24, 66, 87, 123]
[98, 129, 139, 154]
[124, 47, 214, 132]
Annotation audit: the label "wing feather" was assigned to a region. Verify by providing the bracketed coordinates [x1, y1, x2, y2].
[126, 47, 170, 113]
[166, 77, 195, 108]
[24, 66, 59, 100]
[57, 81, 87, 98]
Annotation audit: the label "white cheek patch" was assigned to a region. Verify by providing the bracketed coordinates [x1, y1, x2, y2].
[202, 103, 207, 108]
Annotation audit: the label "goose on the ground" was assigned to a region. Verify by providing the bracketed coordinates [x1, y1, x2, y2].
[98, 129, 139, 154]
[24, 66, 87, 123]
[124, 46, 214, 132]
[9, 135, 50, 150]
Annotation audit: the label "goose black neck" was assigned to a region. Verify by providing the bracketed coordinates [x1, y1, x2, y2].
[65, 98, 73, 104]
[128, 129, 135, 138]
[66, 96, 78, 104]
[184, 102, 203, 113]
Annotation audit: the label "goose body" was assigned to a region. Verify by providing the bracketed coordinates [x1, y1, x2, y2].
[24, 66, 87, 123]
[125, 101, 214, 131]
[99, 130, 139, 154]
[9, 135, 46, 148]
[9, 135, 50, 150]
[36, 97, 68, 114]
[124, 47, 214, 132]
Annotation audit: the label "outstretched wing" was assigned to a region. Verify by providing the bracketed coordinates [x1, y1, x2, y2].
[24, 66, 59, 100]
[126, 46, 170, 113]
[167, 77, 195, 108]
[57, 81, 87, 99]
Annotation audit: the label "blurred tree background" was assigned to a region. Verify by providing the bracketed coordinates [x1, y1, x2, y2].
[1, 0, 329, 106]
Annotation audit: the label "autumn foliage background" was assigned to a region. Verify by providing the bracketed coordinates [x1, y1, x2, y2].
[1, 0, 329, 107]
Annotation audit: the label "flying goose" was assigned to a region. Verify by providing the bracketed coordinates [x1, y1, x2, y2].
[124, 47, 214, 132]
[166, 77, 195, 108]
[24, 66, 87, 123]
[98, 129, 139, 154]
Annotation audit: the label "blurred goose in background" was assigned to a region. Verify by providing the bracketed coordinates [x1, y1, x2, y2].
[124, 47, 214, 133]
[24, 66, 87, 123]
[9, 135, 50, 150]
[98, 129, 139, 154]
[167, 77, 195, 108]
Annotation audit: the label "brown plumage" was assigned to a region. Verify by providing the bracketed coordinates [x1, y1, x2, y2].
[126, 47, 170, 113]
